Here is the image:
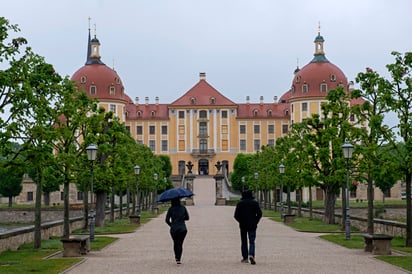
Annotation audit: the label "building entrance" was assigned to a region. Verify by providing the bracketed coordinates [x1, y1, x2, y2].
[198, 159, 209, 175]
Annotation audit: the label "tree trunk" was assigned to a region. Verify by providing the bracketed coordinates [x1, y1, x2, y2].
[406, 172, 412, 247]
[95, 191, 106, 227]
[83, 190, 89, 230]
[367, 175, 374, 234]
[110, 186, 115, 223]
[34, 172, 42, 249]
[63, 180, 70, 239]
[309, 186, 313, 220]
[126, 187, 130, 216]
[324, 186, 337, 224]
[119, 189, 123, 219]
[287, 184, 291, 215]
[8, 196, 12, 208]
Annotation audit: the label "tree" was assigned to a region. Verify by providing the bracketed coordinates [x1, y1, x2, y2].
[304, 87, 357, 224]
[382, 51, 412, 246]
[354, 67, 394, 234]
[0, 164, 23, 207]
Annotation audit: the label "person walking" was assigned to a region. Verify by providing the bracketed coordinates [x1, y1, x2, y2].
[234, 189, 262, 265]
[165, 197, 190, 264]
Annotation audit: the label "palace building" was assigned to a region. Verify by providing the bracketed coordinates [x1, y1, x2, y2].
[71, 27, 349, 182]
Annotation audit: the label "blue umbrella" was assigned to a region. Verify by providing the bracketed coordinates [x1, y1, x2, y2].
[157, 187, 194, 202]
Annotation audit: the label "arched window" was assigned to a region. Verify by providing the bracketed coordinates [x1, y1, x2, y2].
[210, 97, 216, 104]
[199, 110, 207, 119]
[302, 83, 308, 93]
[109, 86, 115, 95]
[320, 83, 327, 92]
[190, 97, 196, 104]
[81, 76, 87, 83]
[267, 109, 272, 117]
[90, 85, 96, 95]
[253, 109, 258, 117]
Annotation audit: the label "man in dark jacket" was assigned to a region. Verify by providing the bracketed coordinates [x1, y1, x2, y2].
[234, 190, 262, 265]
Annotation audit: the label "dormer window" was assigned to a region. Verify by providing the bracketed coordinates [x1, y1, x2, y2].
[109, 86, 115, 95]
[253, 109, 258, 117]
[330, 74, 336, 82]
[210, 97, 216, 104]
[267, 109, 272, 117]
[291, 85, 295, 94]
[81, 76, 87, 83]
[320, 83, 327, 92]
[296, 76, 301, 83]
[115, 77, 121, 84]
[137, 111, 142, 117]
[151, 111, 156, 117]
[90, 85, 96, 95]
[302, 83, 308, 93]
[190, 97, 196, 104]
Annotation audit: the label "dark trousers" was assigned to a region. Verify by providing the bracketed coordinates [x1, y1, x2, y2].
[171, 230, 187, 261]
[240, 228, 256, 259]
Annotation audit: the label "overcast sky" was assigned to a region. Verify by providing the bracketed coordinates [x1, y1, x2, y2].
[3, 1, 411, 114]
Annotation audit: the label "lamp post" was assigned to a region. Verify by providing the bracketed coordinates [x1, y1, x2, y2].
[279, 164, 285, 219]
[86, 144, 98, 241]
[134, 165, 140, 214]
[152, 173, 158, 213]
[254, 172, 258, 202]
[342, 142, 354, 240]
[241, 176, 245, 192]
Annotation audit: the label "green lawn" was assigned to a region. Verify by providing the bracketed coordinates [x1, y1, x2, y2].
[0, 236, 118, 273]
[0, 209, 163, 274]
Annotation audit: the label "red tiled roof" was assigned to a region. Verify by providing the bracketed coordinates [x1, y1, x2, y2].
[126, 103, 169, 120]
[170, 79, 236, 107]
[237, 102, 289, 119]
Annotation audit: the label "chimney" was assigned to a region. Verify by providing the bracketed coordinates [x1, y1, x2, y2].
[145, 96, 149, 105]
[155, 96, 159, 105]
[135, 97, 139, 105]
[199, 72, 206, 80]
[273, 96, 278, 103]
[246, 96, 250, 104]
[260, 96, 264, 104]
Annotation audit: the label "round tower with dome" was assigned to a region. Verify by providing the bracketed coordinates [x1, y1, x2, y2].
[288, 27, 349, 124]
[71, 23, 131, 123]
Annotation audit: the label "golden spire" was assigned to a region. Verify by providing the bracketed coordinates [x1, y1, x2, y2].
[318, 21, 321, 35]
[88, 17, 91, 31]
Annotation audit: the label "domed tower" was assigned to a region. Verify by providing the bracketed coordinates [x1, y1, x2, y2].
[71, 24, 130, 122]
[289, 27, 348, 124]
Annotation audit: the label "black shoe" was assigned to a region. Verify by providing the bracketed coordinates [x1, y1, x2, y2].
[249, 256, 256, 265]
[241, 258, 249, 263]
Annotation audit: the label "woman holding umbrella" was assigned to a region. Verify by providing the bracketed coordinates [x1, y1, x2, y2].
[165, 197, 190, 264]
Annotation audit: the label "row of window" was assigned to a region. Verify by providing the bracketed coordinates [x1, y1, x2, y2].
[178, 110, 229, 119]
[27, 191, 84, 201]
[295, 74, 337, 84]
[87, 85, 124, 96]
[292, 82, 345, 94]
[129, 124, 287, 136]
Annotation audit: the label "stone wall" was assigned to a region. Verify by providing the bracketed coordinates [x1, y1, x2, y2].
[294, 207, 407, 238]
[0, 209, 122, 253]
[0, 208, 83, 223]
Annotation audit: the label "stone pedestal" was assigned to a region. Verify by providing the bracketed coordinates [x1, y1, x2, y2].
[185, 173, 196, 206]
[129, 215, 140, 224]
[214, 174, 226, 205]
